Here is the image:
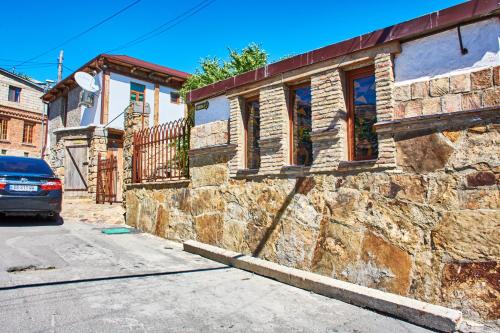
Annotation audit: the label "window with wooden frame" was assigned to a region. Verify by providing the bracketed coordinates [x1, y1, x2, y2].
[130, 82, 145, 104]
[289, 83, 313, 166]
[22, 122, 34, 144]
[243, 97, 260, 169]
[0, 118, 8, 140]
[170, 92, 181, 104]
[8, 86, 21, 103]
[346, 66, 378, 161]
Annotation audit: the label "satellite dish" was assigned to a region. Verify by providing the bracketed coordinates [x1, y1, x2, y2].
[74, 72, 99, 93]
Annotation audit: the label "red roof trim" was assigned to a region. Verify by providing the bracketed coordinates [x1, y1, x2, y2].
[187, 0, 499, 103]
[42, 54, 189, 101]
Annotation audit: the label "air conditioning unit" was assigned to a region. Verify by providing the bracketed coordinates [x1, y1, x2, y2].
[79, 90, 95, 107]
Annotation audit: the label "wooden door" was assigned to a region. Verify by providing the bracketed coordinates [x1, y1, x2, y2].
[64, 145, 88, 197]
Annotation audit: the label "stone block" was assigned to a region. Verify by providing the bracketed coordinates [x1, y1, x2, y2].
[421, 97, 441, 115]
[471, 68, 493, 90]
[405, 100, 422, 117]
[466, 171, 496, 187]
[441, 94, 462, 113]
[494, 66, 500, 86]
[481, 87, 500, 107]
[393, 85, 411, 101]
[410, 81, 428, 99]
[449, 73, 471, 93]
[432, 210, 500, 261]
[430, 77, 449, 97]
[461, 92, 482, 110]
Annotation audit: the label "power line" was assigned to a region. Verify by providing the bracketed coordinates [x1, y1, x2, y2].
[106, 0, 216, 53]
[13, 0, 142, 69]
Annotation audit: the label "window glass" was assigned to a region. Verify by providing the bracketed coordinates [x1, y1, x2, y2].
[290, 86, 312, 166]
[23, 122, 34, 144]
[351, 72, 377, 160]
[0, 156, 53, 175]
[8, 86, 21, 102]
[245, 99, 260, 169]
[170, 92, 180, 104]
[0, 119, 7, 140]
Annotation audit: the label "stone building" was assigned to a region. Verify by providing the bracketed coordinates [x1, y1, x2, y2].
[42, 54, 189, 200]
[125, 0, 499, 325]
[0, 68, 46, 157]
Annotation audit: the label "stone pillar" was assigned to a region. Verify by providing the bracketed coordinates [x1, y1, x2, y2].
[374, 53, 396, 166]
[258, 83, 289, 174]
[88, 126, 108, 200]
[123, 106, 149, 208]
[310, 68, 344, 171]
[228, 96, 245, 176]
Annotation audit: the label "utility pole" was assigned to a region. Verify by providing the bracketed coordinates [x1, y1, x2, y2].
[57, 50, 64, 82]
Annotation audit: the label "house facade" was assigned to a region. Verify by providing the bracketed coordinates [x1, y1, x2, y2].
[42, 54, 189, 200]
[124, 0, 499, 325]
[0, 68, 46, 157]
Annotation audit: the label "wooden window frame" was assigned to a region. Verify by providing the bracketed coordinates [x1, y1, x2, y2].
[346, 65, 376, 161]
[170, 91, 181, 104]
[22, 121, 34, 144]
[0, 118, 8, 141]
[243, 96, 259, 169]
[8, 85, 21, 103]
[288, 82, 311, 165]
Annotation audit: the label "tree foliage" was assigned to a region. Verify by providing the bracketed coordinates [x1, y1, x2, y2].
[179, 43, 267, 100]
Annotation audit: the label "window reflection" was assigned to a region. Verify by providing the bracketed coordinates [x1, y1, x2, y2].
[291, 86, 312, 166]
[245, 99, 260, 169]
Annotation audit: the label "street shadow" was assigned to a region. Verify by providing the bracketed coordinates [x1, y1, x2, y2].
[0, 214, 64, 227]
[0, 265, 228, 291]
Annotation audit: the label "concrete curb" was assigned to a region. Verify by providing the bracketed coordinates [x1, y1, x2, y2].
[183, 240, 462, 333]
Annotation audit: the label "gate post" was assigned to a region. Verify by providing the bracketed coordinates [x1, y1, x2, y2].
[123, 104, 149, 210]
[89, 126, 108, 201]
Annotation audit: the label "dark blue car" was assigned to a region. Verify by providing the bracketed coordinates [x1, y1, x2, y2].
[0, 156, 62, 221]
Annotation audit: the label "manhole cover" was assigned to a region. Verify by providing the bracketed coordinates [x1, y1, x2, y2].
[101, 227, 138, 235]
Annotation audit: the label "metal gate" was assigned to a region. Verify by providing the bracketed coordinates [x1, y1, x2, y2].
[96, 153, 118, 204]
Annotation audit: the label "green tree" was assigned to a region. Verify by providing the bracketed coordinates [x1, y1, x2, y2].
[179, 43, 268, 100]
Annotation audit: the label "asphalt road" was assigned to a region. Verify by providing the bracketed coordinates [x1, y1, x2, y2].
[0, 214, 435, 333]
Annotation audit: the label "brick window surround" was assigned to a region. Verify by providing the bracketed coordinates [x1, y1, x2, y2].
[0, 118, 7, 140]
[8, 86, 21, 103]
[22, 122, 34, 144]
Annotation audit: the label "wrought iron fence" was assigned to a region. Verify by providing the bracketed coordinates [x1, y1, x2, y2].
[132, 118, 192, 183]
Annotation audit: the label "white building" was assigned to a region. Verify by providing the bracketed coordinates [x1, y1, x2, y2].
[42, 54, 189, 200]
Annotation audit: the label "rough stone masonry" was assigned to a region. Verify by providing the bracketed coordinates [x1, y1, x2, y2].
[124, 10, 500, 327]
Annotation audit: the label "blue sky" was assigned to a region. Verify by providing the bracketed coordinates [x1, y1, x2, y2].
[1, 0, 463, 82]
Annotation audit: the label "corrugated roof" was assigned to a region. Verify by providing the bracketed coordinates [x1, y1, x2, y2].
[187, 0, 499, 103]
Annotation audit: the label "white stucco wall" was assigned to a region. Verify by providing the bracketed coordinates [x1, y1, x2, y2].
[107, 73, 155, 129]
[158, 85, 185, 124]
[80, 72, 103, 126]
[194, 95, 230, 125]
[395, 17, 500, 83]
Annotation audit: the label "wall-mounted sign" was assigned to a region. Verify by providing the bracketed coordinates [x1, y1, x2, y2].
[195, 101, 209, 111]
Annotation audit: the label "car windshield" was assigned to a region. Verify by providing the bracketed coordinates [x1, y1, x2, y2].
[0, 157, 54, 175]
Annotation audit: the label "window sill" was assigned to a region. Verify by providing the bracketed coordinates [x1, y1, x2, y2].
[22, 143, 36, 147]
[281, 165, 310, 176]
[0, 140, 11, 144]
[236, 168, 259, 176]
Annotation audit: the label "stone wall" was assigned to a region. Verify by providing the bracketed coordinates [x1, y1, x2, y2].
[394, 67, 499, 118]
[126, 117, 499, 324]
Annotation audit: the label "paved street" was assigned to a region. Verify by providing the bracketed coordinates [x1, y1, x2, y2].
[0, 209, 434, 333]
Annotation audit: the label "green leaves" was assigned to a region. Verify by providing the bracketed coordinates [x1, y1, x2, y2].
[179, 43, 268, 100]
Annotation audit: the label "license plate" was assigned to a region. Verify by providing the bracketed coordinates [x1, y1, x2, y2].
[9, 185, 38, 192]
